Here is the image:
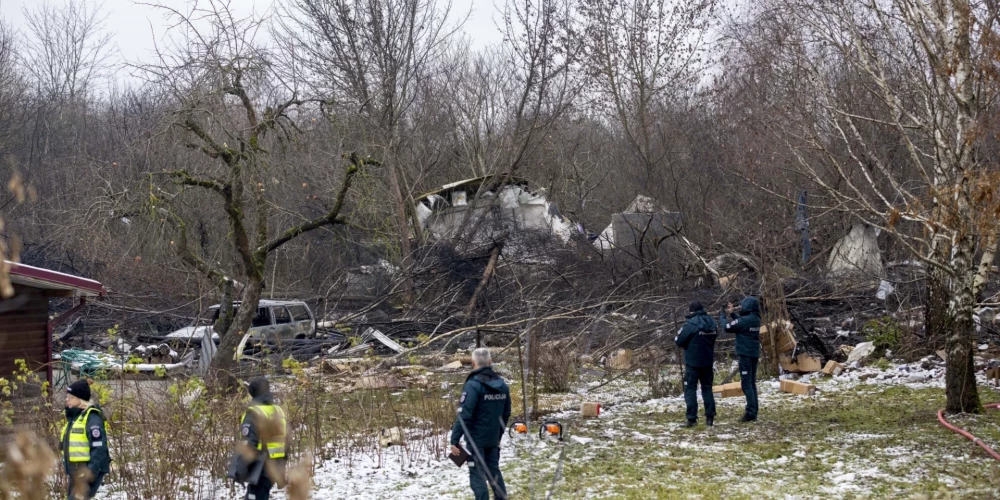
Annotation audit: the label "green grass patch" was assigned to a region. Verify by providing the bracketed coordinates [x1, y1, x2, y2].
[499, 382, 1000, 499]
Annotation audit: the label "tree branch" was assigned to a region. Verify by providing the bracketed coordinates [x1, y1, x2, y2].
[255, 152, 375, 257]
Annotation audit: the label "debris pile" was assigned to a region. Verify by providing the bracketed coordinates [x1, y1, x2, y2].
[760, 320, 824, 374]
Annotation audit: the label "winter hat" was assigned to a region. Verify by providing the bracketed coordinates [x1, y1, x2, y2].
[248, 377, 270, 398]
[689, 301, 705, 313]
[67, 379, 91, 401]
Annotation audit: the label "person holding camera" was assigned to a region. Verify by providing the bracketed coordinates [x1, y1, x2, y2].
[675, 301, 719, 427]
[721, 297, 762, 422]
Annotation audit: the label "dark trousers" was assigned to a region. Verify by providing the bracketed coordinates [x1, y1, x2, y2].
[684, 365, 716, 422]
[739, 355, 759, 419]
[67, 470, 104, 500]
[246, 475, 273, 500]
[469, 446, 506, 500]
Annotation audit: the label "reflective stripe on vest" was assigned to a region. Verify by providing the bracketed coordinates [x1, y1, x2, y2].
[60, 407, 106, 463]
[241, 404, 287, 459]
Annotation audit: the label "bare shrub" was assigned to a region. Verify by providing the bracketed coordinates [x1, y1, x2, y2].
[637, 347, 680, 399]
[536, 342, 578, 393]
[0, 358, 456, 499]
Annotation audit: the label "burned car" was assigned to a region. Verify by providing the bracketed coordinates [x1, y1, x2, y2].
[166, 300, 316, 342]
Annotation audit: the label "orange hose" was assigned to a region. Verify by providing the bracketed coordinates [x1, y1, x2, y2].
[937, 403, 1000, 461]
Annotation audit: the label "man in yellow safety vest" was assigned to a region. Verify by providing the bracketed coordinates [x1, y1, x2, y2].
[228, 377, 287, 500]
[60, 379, 110, 500]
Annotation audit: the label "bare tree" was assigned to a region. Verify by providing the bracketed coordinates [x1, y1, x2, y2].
[278, 0, 459, 300]
[493, 0, 582, 174]
[136, 0, 369, 388]
[21, 0, 113, 101]
[430, 0, 583, 249]
[579, 0, 716, 201]
[0, 20, 25, 151]
[730, 0, 1000, 412]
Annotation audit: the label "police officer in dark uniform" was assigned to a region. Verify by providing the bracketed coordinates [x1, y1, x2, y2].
[228, 377, 287, 500]
[60, 379, 110, 500]
[675, 301, 718, 427]
[721, 296, 762, 422]
[450, 348, 511, 500]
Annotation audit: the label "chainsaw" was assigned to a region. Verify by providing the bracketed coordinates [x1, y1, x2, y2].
[538, 420, 564, 441]
[507, 419, 529, 439]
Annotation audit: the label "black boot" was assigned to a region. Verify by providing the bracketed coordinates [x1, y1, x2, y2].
[740, 414, 757, 422]
[706, 417, 714, 427]
[685, 420, 697, 428]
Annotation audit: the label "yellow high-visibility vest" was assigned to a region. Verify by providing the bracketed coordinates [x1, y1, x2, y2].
[240, 404, 287, 459]
[60, 407, 107, 463]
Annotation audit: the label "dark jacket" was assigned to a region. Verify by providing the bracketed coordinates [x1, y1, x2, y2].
[62, 405, 111, 478]
[675, 309, 718, 368]
[721, 297, 762, 358]
[450, 366, 511, 450]
[228, 393, 287, 486]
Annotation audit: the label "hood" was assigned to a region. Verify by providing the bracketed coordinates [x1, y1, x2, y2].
[251, 393, 275, 405]
[740, 296, 760, 314]
[468, 366, 505, 392]
[686, 309, 709, 320]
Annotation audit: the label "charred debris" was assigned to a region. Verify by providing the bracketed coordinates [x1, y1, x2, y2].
[51, 177, 1000, 378]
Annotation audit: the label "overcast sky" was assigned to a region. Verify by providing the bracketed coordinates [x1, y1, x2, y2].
[0, 0, 504, 71]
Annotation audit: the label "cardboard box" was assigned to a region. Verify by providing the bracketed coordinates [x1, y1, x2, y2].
[779, 352, 823, 373]
[581, 402, 601, 417]
[761, 320, 797, 354]
[780, 379, 816, 396]
[711, 382, 744, 398]
[822, 360, 844, 376]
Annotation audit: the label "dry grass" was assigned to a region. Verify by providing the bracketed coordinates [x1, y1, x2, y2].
[0, 357, 456, 499]
[0, 346, 696, 499]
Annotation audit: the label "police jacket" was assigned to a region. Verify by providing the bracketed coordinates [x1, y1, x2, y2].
[721, 296, 762, 358]
[450, 366, 511, 449]
[228, 393, 287, 486]
[61, 405, 111, 477]
[675, 309, 718, 368]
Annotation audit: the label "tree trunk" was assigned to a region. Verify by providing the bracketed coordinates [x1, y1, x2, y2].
[209, 278, 265, 391]
[465, 243, 502, 321]
[944, 283, 980, 413]
[925, 266, 950, 350]
[944, 229, 980, 413]
[387, 162, 414, 304]
[213, 279, 235, 335]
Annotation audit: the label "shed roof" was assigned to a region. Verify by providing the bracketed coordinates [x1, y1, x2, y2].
[5, 261, 106, 297]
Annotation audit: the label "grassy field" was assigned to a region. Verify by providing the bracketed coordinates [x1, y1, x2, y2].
[495, 374, 1000, 499]
[80, 359, 1000, 499]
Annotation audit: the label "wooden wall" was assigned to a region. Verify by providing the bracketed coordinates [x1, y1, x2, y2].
[0, 285, 48, 379]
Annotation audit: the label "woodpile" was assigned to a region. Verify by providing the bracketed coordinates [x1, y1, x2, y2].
[132, 343, 180, 364]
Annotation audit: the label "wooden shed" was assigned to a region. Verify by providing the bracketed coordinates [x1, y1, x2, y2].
[1, 261, 106, 384]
